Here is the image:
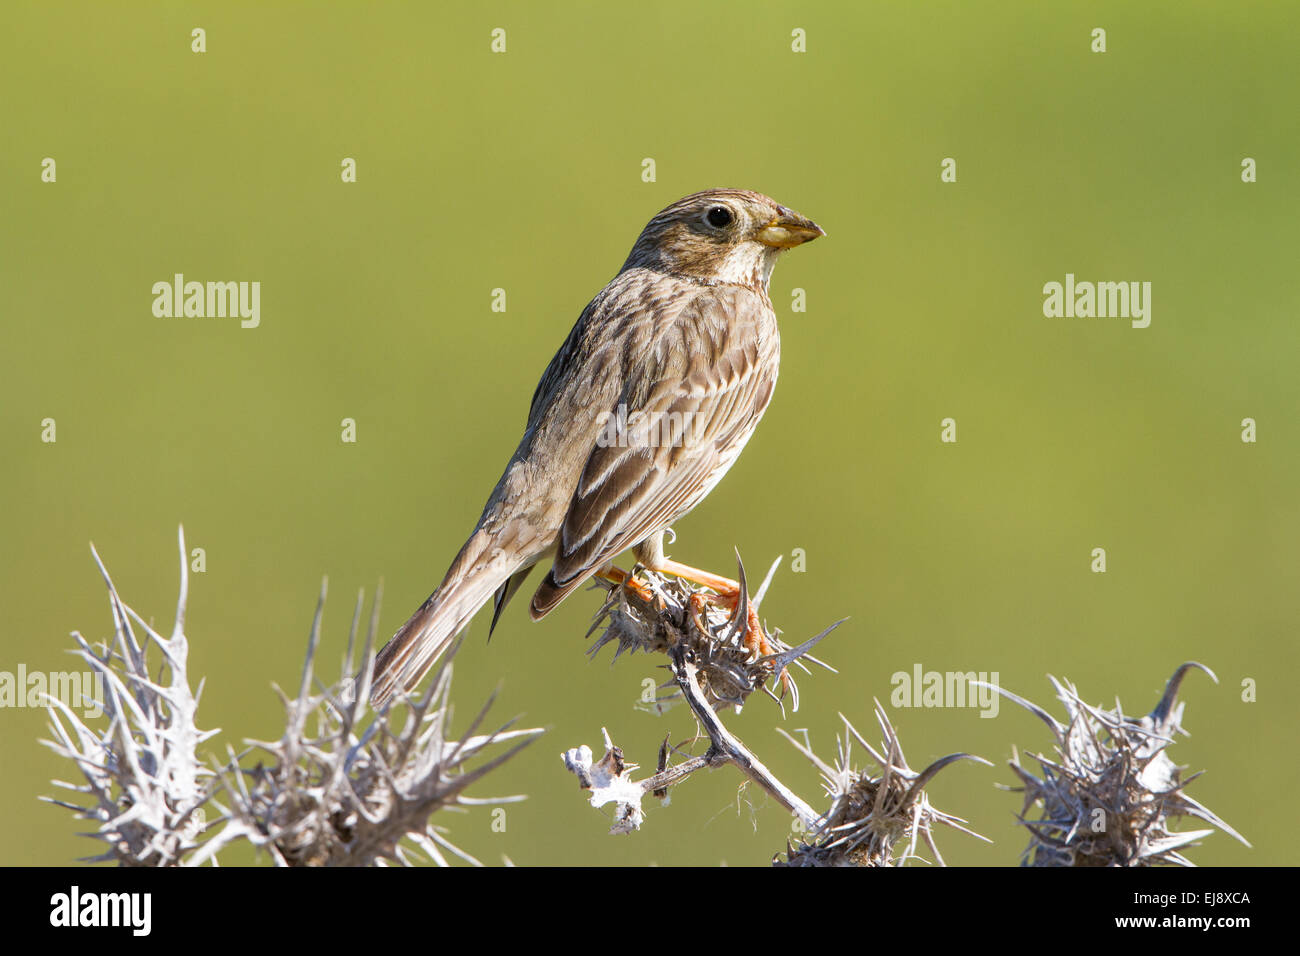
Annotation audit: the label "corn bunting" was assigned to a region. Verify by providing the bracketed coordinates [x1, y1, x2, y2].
[372, 188, 823, 705]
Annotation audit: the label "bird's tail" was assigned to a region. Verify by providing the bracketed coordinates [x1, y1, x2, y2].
[371, 528, 521, 707]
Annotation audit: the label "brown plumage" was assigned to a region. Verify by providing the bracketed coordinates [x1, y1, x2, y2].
[371, 189, 823, 706]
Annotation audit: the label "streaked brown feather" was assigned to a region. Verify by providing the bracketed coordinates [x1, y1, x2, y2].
[529, 284, 778, 617]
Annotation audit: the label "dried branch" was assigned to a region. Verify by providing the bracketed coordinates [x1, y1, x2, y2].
[564, 553, 989, 865]
[664, 640, 820, 826]
[560, 630, 826, 836]
[563, 555, 839, 834]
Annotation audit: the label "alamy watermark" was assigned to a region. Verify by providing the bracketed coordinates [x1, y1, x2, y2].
[595, 403, 702, 449]
[152, 273, 260, 328]
[49, 886, 150, 935]
[1, 665, 103, 718]
[890, 664, 1000, 718]
[1042, 273, 1151, 329]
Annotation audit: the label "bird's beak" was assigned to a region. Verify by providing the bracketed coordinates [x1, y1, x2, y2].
[754, 209, 825, 249]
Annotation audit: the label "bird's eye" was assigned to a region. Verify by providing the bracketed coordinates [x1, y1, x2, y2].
[705, 206, 734, 228]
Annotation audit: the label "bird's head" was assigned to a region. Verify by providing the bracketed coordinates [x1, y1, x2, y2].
[621, 189, 824, 292]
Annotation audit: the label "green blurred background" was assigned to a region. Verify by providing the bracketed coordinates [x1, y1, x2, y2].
[2, 1, 1296, 866]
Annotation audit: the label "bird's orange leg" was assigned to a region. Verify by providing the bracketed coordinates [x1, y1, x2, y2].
[653, 559, 743, 596]
[598, 559, 789, 694]
[652, 559, 789, 690]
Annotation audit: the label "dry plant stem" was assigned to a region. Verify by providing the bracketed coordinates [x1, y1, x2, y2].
[638, 753, 711, 792]
[657, 643, 820, 829]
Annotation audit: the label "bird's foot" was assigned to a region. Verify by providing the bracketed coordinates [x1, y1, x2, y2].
[597, 564, 657, 605]
[600, 559, 791, 696]
[659, 560, 792, 697]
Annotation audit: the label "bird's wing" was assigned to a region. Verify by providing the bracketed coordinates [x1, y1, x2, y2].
[529, 284, 776, 617]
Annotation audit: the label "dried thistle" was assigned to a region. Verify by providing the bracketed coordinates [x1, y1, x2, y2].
[588, 555, 840, 713]
[777, 704, 990, 866]
[44, 528, 542, 867]
[203, 580, 542, 867]
[991, 663, 1249, 866]
[41, 528, 215, 866]
[561, 639, 827, 836]
[563, 557, 844, 838]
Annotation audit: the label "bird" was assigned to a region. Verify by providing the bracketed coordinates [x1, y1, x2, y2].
[371, 188, 824, 707]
